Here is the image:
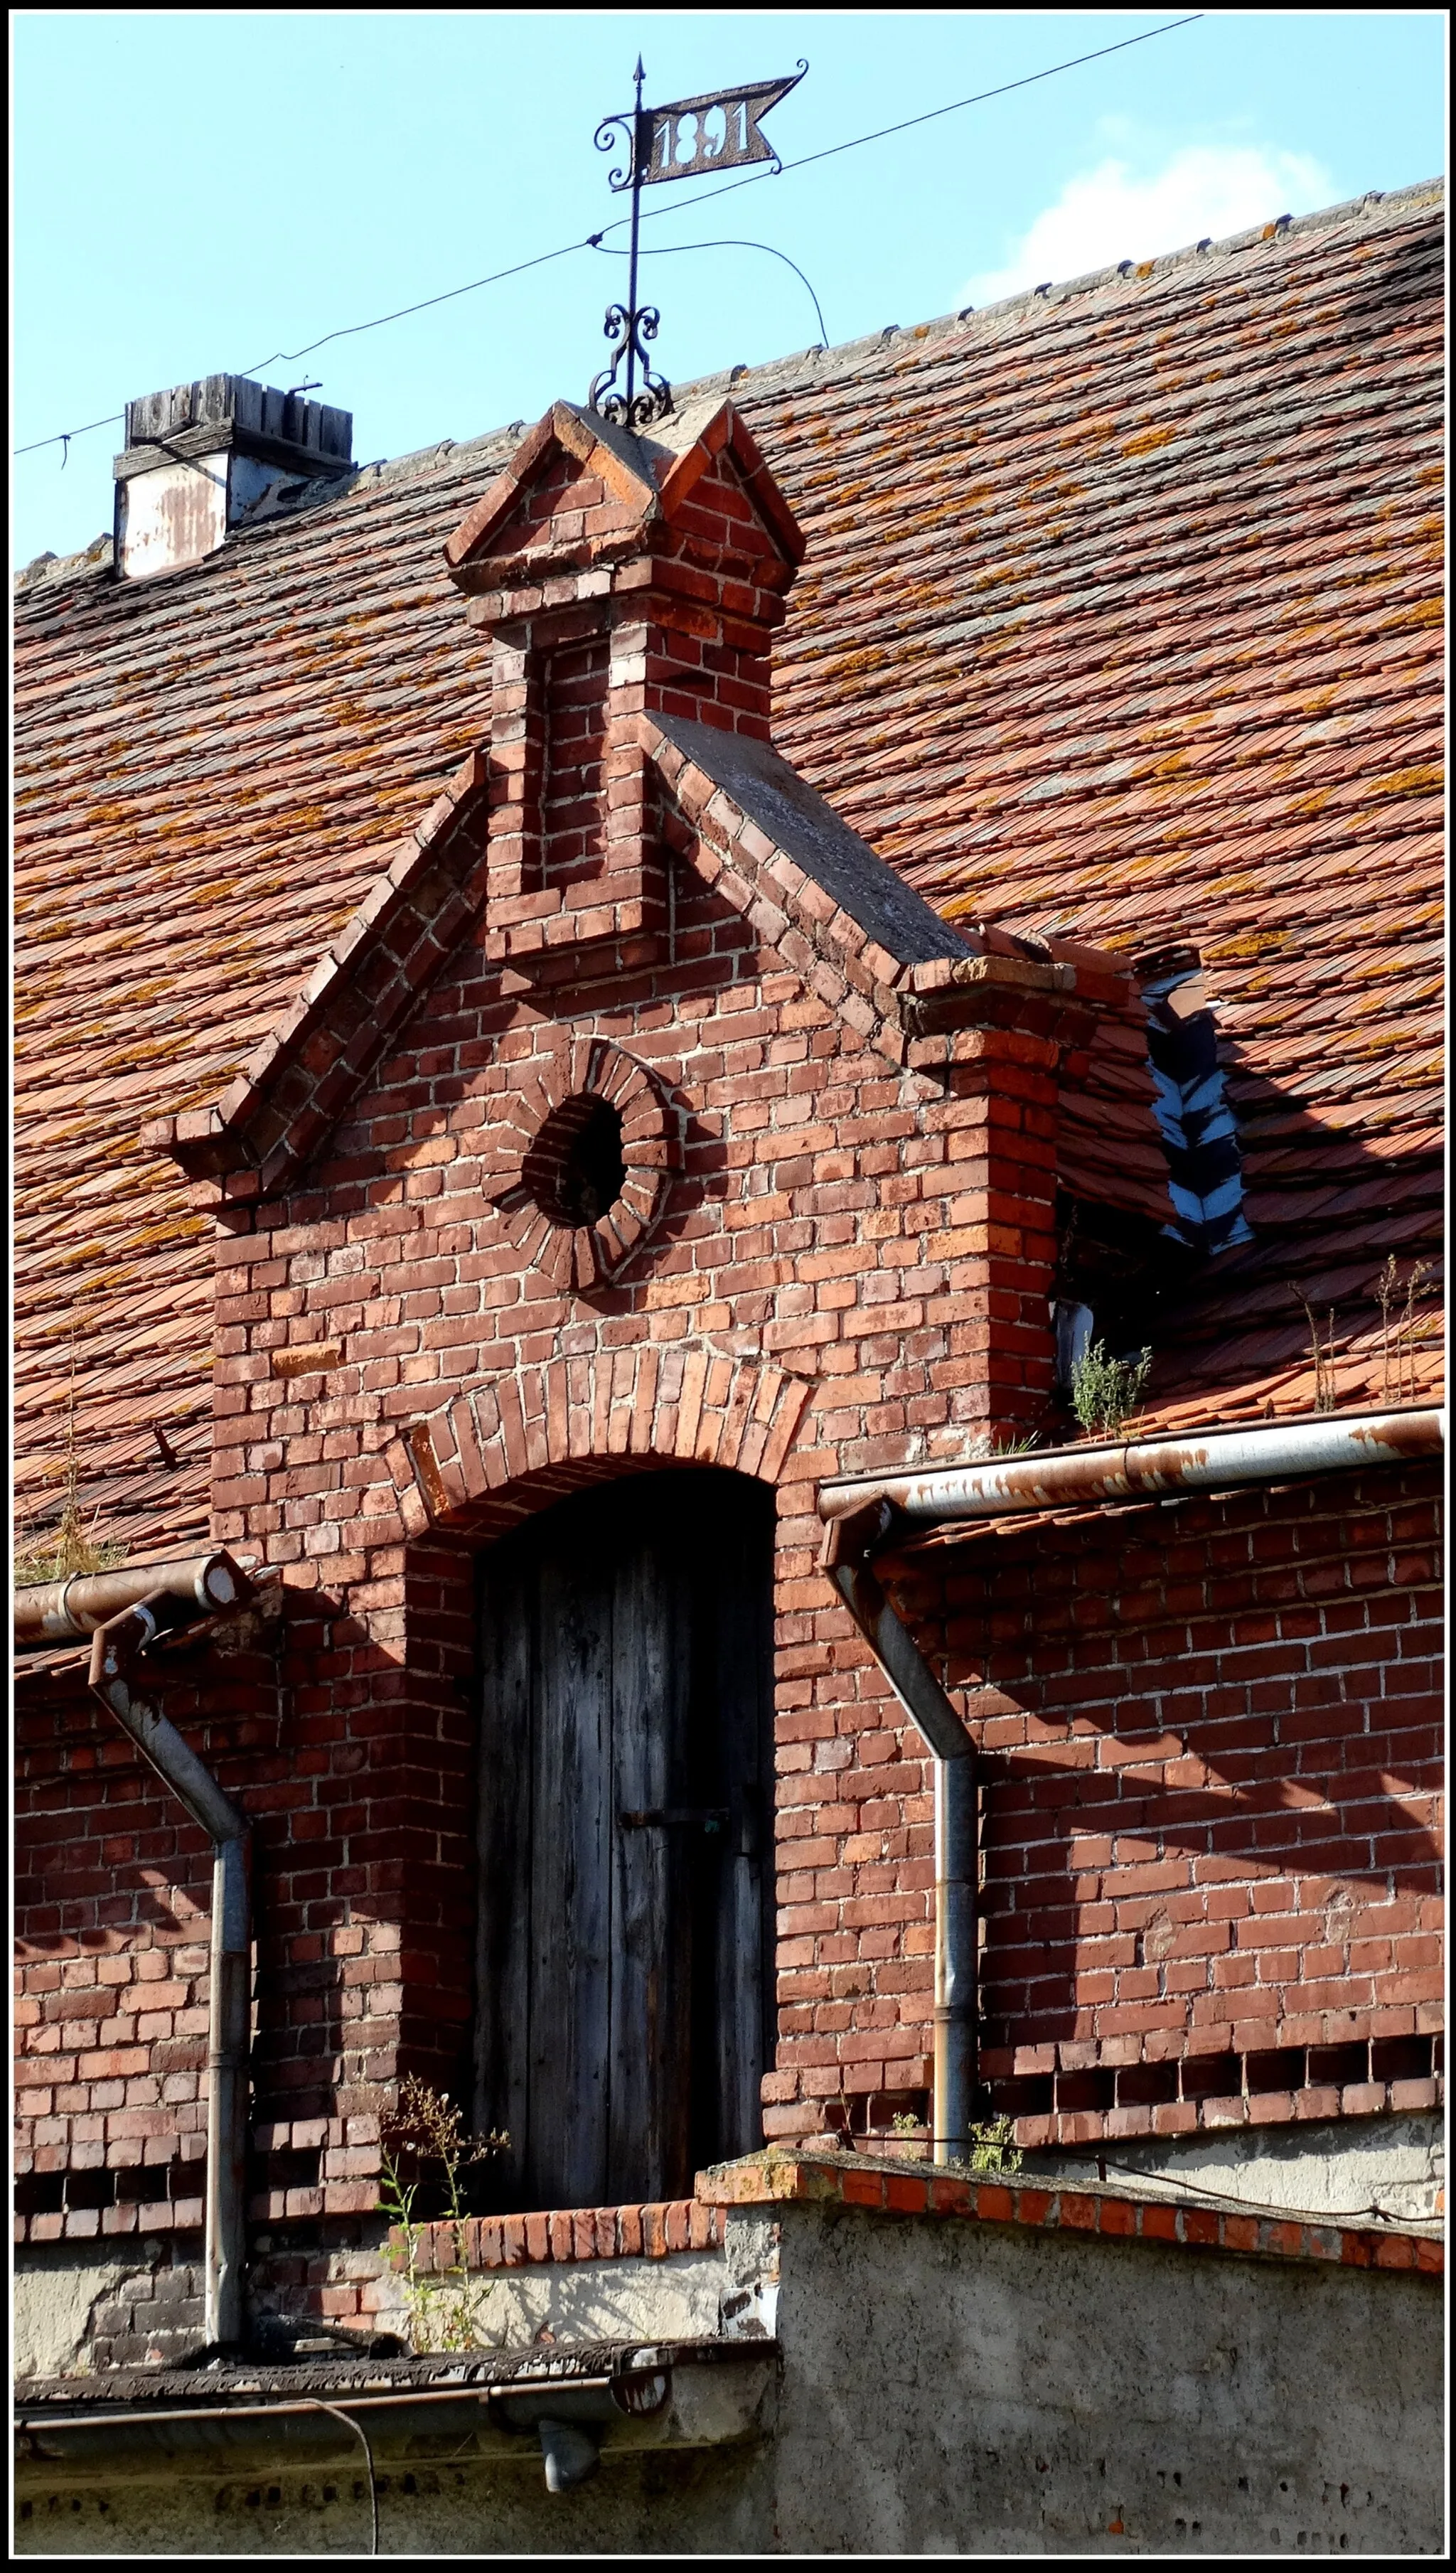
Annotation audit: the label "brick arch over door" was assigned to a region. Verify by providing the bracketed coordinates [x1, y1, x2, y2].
[385, 1347, 815, 1540]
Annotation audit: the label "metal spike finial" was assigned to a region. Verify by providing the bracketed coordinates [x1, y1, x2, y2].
[589, 57, 671, 430]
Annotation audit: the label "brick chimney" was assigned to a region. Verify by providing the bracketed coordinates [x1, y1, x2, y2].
[444, 396, 803, 975]
[113, 375, 353, 579]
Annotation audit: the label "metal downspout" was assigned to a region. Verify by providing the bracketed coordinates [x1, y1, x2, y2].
[823, 1505, 976, 2164]
[88, 1597, 252, 2348]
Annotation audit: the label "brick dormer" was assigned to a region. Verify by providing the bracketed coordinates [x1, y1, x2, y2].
[443, 397, 804, 972]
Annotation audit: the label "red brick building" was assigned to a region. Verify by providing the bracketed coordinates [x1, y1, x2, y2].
[14, 178, 1442, 2423]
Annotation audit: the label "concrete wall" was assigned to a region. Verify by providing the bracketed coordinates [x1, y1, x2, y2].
[766, 2203, 1440, 2555]
[16, 2200, 1441, 2556]
[1025, 2110, 1444, 2228]
[12, 2239, 729, 2382]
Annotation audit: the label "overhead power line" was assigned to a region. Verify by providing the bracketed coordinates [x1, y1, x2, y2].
[14, 16, 1204, 461]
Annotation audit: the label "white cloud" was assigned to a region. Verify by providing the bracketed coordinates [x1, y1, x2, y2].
[963, 144, 1337, 306]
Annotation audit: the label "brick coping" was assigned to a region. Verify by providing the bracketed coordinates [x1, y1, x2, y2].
[397, 2197, 722, 2274]
[398, 2156, 1440, 2281]
[697, 2153, 1443, 2276]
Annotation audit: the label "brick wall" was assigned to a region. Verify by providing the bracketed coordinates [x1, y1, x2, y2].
[197, 875, 1053, 2186]
[14, 1624, 282, 2247]
[868, 1464, 1444, 2147]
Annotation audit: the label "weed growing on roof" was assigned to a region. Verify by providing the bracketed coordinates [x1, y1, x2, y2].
[1068, 1339, 1152, 1440]
[377, 2077, 507, 2354]
[1376, 1256, 1436, 1403]
[14, 1355, 127, 1586]
[13, 1509, 129, 1589]
[959, 1425, 1042, 1462]
[1297, 1295, 1339, 1413]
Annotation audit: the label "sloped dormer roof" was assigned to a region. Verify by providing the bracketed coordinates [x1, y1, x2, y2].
[14, 181, 1443, 1560]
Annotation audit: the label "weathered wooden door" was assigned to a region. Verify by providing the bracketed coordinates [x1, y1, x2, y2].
[474, 1469, 775, 2210]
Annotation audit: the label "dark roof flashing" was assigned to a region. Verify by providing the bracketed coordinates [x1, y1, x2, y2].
[649, 712, 970, 970]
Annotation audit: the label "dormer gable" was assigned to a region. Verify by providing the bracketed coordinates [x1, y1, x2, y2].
[443, 396, 804, 591]
[142, 399, 1135, 1211]
[443, 400, 806, 973]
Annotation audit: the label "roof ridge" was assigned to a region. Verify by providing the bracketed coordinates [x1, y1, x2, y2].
[664, 175, 1447, 407]
[15, 178, 1443, 594]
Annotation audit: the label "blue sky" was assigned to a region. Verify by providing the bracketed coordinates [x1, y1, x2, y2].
[11, 9, 1447, 567]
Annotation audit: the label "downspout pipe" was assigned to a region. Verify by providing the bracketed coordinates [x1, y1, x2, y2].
[88, 1593, 252, 2350]
[820, 1404, 1444, 1526]
[822, 1503, 976, 2166]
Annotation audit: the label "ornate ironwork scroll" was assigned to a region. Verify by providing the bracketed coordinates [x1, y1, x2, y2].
[588, 299, 671, 432]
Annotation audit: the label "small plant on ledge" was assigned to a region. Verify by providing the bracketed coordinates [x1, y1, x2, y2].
[965, 2114, 1023, 2178]
[377, 2077, 507, 2353]
[885, 2112, 1023, 2176]
[15, 1354, 129, 1588]
[1068, 1339, 1152, 1440]
[1376, 1256, 1435, 1404]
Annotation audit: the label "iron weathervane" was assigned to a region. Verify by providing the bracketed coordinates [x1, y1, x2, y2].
[589, 58, 808, 432]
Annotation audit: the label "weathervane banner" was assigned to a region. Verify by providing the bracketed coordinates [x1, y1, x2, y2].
[611, 69, 806, 191]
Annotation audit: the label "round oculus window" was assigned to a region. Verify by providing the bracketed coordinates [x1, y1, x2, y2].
[481, 1039, 681, 1293]
[523, 1093, 628, 1230]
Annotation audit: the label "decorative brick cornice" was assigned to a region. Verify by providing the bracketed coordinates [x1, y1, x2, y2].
[400, 2197, 724, 2274]
[386, 1346, 815, 1537]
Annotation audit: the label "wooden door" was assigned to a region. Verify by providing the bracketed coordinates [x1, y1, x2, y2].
[473, 1469, 775, 2210]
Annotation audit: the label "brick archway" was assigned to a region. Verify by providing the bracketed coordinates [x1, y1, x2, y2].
[385, 1347, 813, 1539]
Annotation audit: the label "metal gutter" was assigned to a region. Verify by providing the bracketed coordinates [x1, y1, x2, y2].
[822, 1504, 975, 2165]
[15, 2373, 613, 2454]
[818, 1406, 1445, 1527]
[16, 2345, 776, 2512]
[14, 1551, 247, 1648]
[87, 1582, 254, 2350]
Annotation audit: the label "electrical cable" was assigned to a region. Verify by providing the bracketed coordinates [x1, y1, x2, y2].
[1075, 2153, 1431, 2229]
[14, 15, 1203, 461]
[590, 235, 829, 351]
[309, 2404, 379, 2554]
[622, 14, 1206, 232]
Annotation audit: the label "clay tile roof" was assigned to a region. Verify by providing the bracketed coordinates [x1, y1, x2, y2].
[14, 181, 1443, 1560]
